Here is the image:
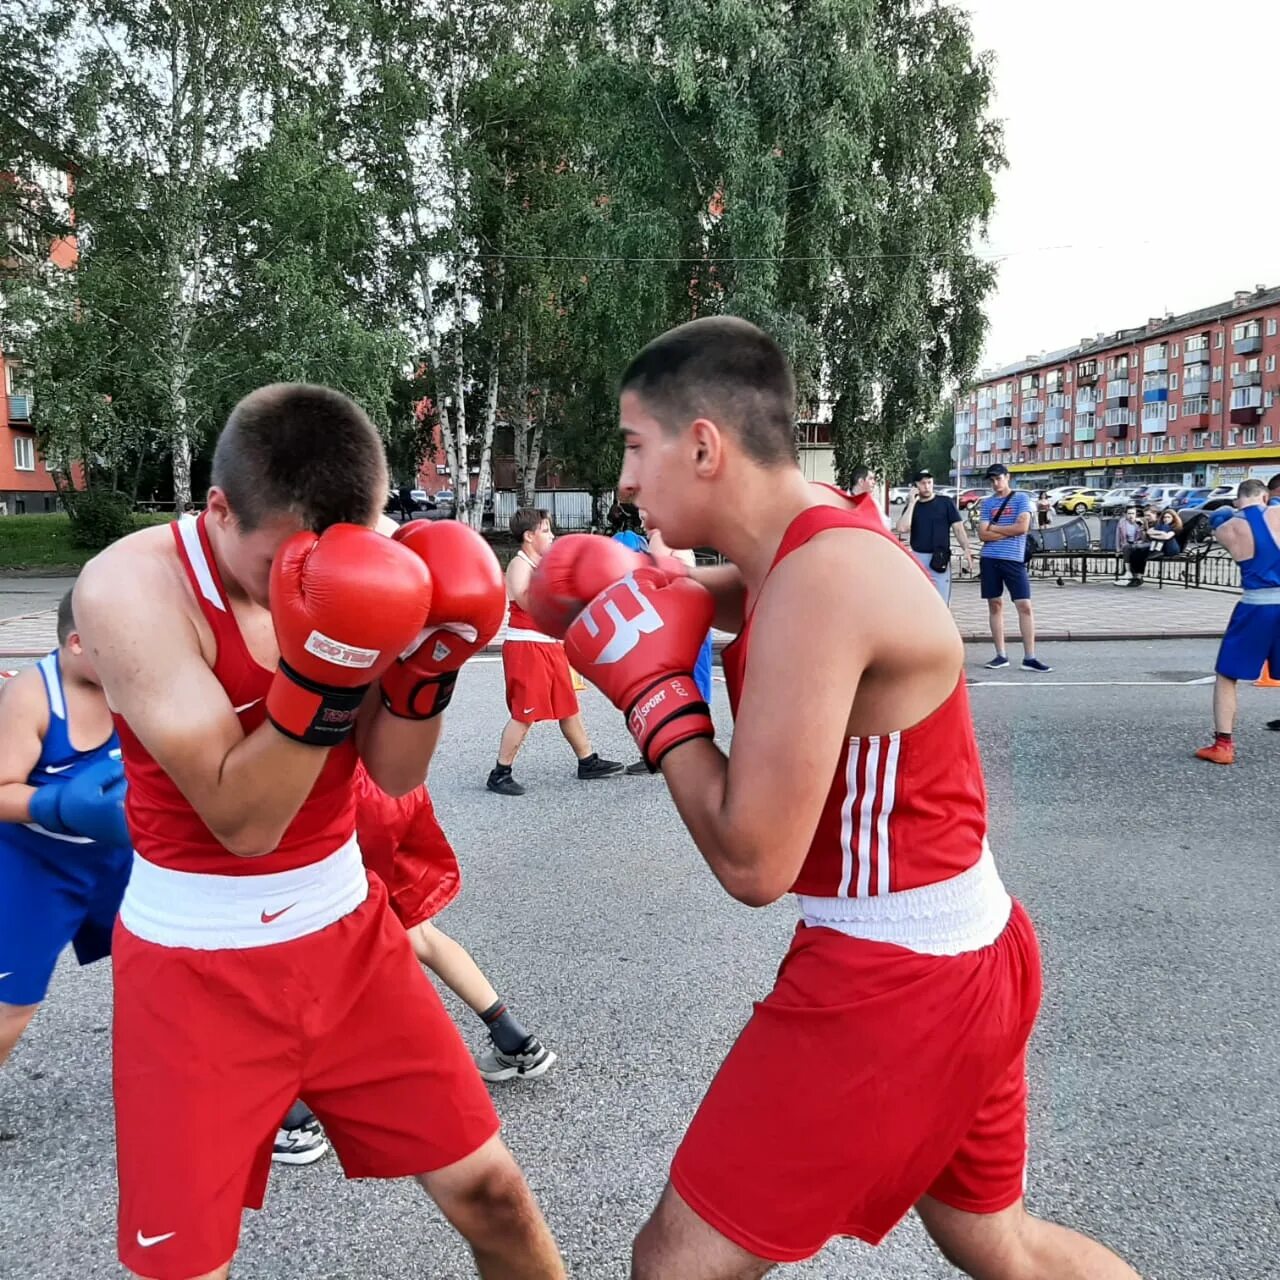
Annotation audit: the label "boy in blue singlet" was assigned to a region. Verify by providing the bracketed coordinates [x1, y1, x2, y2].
[0, 590, 131, 1067]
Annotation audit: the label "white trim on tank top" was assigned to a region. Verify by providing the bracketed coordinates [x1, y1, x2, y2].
[177, 514, 226, 613]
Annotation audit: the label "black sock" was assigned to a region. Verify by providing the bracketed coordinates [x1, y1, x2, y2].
[491, 761, 512, 776]
[1215, 731, 1233, 745]
[480, 999, 532, 1055]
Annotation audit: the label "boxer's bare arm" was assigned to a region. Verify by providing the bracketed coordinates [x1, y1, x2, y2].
[75, 552, 328, 857]
[507, 554, 533, 609]
[1214, 516, 1255, 563]
[658, 532, 877, 905]
[356, 687, 445, 796]
[688, 563, 745, 633]
[0, 670, 49, 823]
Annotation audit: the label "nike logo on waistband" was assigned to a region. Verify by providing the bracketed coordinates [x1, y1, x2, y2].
[136, 1230, 176, 1248]
[260, 903, 297, 924]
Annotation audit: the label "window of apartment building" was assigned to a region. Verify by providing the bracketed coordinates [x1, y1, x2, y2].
[1213, 399, 1223, 415]
[13, 436, 35, 471]
[1187, 333, 1210, 354]
[1105, 441, 1114, 456]
[1212, 431, 1222, 446]
[1267, 392, 1276, 409]
[1193, 432, 1208, 448]
[1216, 331, 1224, 348]
[1154, 436, 1165, 453]
[1213, 366, 1223, 382]
[1266, 426, 1274, 444]
[1170, 404, 1178, 420]
[1231, 361, 1239, 376]
[1244, 427, 1258, 444]
[1229, 428, 1240, 445]
[1170, 372, 1179, 390]
[1268, 355, 1277, 373]
[1234, 320, 1263, 342]
[1181, 435, 1189, 449]
[1269, 318, 1278, 337]
[1139, 438, 1149, 454]
[1171, 343, 1180, 358]
[1051, 446, 1061, 460]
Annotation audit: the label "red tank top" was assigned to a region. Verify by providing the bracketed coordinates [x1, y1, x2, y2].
[115, 513, 358, 874]
[721, 492, 988, 897]
[506, 551, 556, 637]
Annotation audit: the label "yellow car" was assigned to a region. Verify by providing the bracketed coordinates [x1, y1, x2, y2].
[1055, 488, 1106, 515]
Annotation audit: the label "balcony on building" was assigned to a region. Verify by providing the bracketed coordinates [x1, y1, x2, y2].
[1231, 368, 1263, 390]
[1104, 407, 1132, 438]
[1105, 380, 1132, 407]
[7, 393, 31, 422]
[1021, 427, 1040, 446]
[1044, 424, 1069, 445]
[975, 436, 993, 454]
[1184, 340, 1211, 367]
[1076, 359, 1099, 385]
[1075, 391, 1098, 413]
[1143, 343, 1169, 373]
[1183, 373, 1211, 397]
[1073, 415, 1097, 442]
[994, 411, 1013, 428]
[1142, 373, 1169, 403]
[1230, 386, 1263, 424]
[1181, 396, 1211, 429]
[1233, 322, 1263, 355]
[995, 433, 1015, 451]
[1141, 407, 1168, 435]
[1020, 398, 1042, 424]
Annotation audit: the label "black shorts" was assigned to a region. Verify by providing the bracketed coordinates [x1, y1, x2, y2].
[980, 558, 1031, 601]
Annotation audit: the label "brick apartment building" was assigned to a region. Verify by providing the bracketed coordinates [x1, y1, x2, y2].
[956, 284, 1280, 491]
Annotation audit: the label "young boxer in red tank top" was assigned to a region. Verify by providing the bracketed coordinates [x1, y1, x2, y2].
[74, 385, 563, 1280]
[527, 319, 1141, 1280]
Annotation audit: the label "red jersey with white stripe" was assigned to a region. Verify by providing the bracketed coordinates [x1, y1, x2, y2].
[114, 513, 358, 874]
[721, 493, 988, 897]
[506, 551, 560, 640]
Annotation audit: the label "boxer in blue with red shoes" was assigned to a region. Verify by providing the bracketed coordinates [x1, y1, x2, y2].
[0, 589, 131, 1069]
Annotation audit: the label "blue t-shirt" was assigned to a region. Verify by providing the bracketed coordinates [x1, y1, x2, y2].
[979, 490, 1034, 561]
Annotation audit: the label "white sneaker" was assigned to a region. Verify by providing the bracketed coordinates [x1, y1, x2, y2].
[272, 1111, 330, 1165]
[475, 1038, 557, 1082]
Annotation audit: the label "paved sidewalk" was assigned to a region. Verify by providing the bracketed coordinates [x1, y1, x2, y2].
[0, 572, 1239, 657]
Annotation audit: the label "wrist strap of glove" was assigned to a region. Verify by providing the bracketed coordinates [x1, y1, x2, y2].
[267, 659, 368, 746]
[626, 673, 714, 771]
[28, 784, 70, 835]
[379, 667, 458, 720]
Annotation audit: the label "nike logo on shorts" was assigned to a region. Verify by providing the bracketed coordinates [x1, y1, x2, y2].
[524, 707, 536, 715]
[136, 1230, 176, 1248]
[260, 903, 297, 924]
[233, 698, 263, 714]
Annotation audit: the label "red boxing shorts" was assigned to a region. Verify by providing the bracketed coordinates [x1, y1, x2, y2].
[670, 900, 1042, 1263]
[354, 767, 461, 929]
[113, 876, 498, 1280]
[502, 639, 579, 723]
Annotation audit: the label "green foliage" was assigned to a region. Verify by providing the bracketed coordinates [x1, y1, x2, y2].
[66, 487, 133, 548]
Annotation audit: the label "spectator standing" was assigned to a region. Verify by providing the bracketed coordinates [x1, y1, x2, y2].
[850, 465, 894, 532]
[1036, 490, 1053, 530]
[977, 464, 1051, 671]
[895, 469, 974, 603]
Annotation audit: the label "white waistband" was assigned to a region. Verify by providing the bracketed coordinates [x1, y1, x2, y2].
[796, 843, 1012, 956]
[504, 627, 560, 644]
[1241, 587, 1280, 605]
[119, 834, 368, 950]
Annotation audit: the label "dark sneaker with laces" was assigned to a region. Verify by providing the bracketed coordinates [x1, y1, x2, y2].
[1021, 657, 1053, 673]
[984, 654, 1010, 670]
[486, 768, 526, 796]
[625, 758, 651, 775]
[576, 753, 625, 780]
[272, 1106, 329, 1166]
[476, 1037, 557, 1082]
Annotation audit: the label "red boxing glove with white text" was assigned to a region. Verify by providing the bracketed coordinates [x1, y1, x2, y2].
[269, 526, 433, 746]
[380, 521, 507, 719]
[526, 534, 646, 637]
[563, 567, 715, 770]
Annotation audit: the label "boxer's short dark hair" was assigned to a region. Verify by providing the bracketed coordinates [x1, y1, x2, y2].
[620, 316, 797, 466]
[1239, 478, 1267, 502]
[511, 507, 549, 542]
[211, 384, 388, 533]
[56, 588, 76, 645]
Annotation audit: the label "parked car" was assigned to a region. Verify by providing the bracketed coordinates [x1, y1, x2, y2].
[1140, 484, 1186, 512]
[1056, 488, 1107, 515]
[889, 486, 911, 505]
[1199, 483, 1239, 511]
[1173, 487, 1213, 511]
[1043, 486, 1080, 507]
[957, 487, 984, 509]
[1099, 487, 1143, 516]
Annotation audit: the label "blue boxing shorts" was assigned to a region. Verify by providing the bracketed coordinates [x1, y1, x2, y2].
[1215, 601, 1280, 682]
[0, 829, 132, 1006]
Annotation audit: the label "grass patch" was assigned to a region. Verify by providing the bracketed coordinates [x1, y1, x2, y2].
[0, 512, 174, 572]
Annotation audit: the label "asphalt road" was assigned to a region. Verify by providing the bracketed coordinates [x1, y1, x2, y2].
[1, 641, 1277, 1279]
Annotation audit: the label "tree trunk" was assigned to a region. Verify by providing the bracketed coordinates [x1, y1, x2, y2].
[470, 271, 504, 530]
[523, 384, 546, 506]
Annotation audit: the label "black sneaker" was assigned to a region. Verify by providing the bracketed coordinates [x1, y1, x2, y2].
[984, 654, 1010, 670]
[625, 758, 651, 775]
[486, 768, 526, 796]
[576, 752, 625, 780]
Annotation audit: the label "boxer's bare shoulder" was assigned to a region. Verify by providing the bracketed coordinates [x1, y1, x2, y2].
[506, 552, 532, 605]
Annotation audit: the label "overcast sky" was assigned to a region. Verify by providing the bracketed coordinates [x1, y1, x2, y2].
[966, 0, 1279, 374]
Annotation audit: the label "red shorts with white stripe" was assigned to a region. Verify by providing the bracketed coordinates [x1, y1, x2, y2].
[502, 640, 579, 723]
[669, 900, 1043, 1262]
[112, 877, 498, 1280]
[355, 768, 461, 929]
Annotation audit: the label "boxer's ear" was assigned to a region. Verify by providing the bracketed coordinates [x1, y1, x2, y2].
[689, 417, 722, 478]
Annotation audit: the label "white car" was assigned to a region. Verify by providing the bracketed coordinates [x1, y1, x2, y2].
[889, 487, 911, 505]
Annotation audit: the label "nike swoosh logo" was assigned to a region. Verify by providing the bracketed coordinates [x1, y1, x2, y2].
[0, 973, 11, 980]
[136, 1230, 176, 1248]
[260, 903, 297, 924]
[523, 707, 536, 715]
[44, 763, 75, 774]
[233, 698, 263, 714]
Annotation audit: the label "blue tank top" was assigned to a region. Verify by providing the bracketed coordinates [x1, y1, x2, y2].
[3, 651, 128, 858]
[1239, 505, 1280, 591]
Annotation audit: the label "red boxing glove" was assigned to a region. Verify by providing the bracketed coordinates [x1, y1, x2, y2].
[564, 567, 715, 770]
[380, 521, 506, 719]
[268, 525, 433, 746]
[526, 534, 646, 637]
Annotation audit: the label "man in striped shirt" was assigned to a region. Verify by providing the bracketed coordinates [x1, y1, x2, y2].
[977, 465, 1051, 672]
